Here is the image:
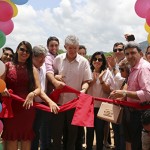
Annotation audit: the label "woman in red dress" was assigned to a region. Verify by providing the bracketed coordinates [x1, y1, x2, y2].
[1, 41, 41, 150]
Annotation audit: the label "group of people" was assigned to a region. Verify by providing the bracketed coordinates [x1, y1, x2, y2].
[0, 34, 150, 150]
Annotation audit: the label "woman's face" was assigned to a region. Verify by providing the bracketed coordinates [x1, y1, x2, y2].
[92, 54, 103, 70]
[17, 44, 30, 62]
[146, 47, 150, 63]
[119, 66, 129, 78]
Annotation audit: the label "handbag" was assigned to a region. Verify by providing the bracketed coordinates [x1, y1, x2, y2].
[97, 102, 123, 124]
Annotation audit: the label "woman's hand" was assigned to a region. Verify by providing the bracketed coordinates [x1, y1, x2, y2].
[48, 101, 60, 114]
[1, 88, 10, 97]
[99, 70, 106, 83]
[23, 92, 35, 109]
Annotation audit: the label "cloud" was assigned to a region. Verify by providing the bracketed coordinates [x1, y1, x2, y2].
[5, 0, 147, 54]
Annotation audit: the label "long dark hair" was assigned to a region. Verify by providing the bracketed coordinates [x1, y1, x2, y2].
[14, 41, 35, 92]
[90, 51, 107, 73]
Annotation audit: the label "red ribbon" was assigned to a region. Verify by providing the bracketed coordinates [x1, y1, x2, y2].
[0, 85, 150, 127]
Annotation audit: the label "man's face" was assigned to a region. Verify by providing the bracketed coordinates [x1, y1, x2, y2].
[113, 44, 124, 59]
[32, 54, 45, 69]
[78, 48, 86, 57]
[143, 124, 150, 136]
[65, 44, 79, 60]
[125, 48, 141, 68]
[47, 40, 59, 55]
[1, 50, 13, 63]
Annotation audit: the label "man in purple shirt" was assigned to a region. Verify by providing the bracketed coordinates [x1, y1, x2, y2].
[110, 42, 150, 150]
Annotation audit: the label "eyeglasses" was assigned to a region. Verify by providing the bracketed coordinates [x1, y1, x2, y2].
[93, 58, 103, 62]
[146, 52, 150, 55]
[4, 53, 13, 58]
[19, 48, 30, 54]
[113, 48, 124, 52]
[119, 67, 125, 72]
[143, 129, 150, 134]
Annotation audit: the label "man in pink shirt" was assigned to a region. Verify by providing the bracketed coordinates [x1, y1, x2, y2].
[110, 42, 150, 150]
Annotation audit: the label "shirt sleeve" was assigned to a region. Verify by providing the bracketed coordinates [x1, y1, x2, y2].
[136, 67, 150, 102]
[113, 72, 125, 90]
[45, 55, 54, 74]
[83, 60, 92, 82]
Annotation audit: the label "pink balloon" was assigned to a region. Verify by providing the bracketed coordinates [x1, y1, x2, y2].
[0, 120, 3, 133]
[134, 0, 150, 18]
[146, 8, 150, 26]
[0, 1, 13, 21]
[0, 20, 14, 35]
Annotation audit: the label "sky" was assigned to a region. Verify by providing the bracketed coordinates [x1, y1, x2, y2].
[4, 0, 148, 55]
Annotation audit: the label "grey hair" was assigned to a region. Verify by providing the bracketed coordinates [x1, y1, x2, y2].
[124, 42, 142, 52]
[65, 35, 79, 45]
[32, 45, 47, 57]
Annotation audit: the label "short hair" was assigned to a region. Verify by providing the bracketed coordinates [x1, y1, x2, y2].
[65, 35, 79, 45]
[32, 45, 47, 57]
[79, 45, 87, 54]
[141, 110, 150, 125]
[2, 47, 14, 54]
[124, 42, 142, 52]
[47, 36, 59, 46]
[113, 42, 124, 51]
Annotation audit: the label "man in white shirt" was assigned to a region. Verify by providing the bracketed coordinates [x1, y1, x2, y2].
[50, 35, 92, 150]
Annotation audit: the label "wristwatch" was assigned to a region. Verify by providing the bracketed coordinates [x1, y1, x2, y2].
[123, 90, 127, 97]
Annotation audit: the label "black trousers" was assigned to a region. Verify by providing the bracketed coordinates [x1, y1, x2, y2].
[51, 109, 78, 150]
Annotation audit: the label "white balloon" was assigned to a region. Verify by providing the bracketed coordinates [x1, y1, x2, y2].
[0, 49, 3, 58]
[0, 60, 5, 76]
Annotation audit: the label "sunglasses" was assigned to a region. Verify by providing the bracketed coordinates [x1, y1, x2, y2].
[119, 67, 125, 72]
[113, 48, 124, 52]
[146, 52, 150, 55]
[93, 58, 103, 62]
[143, 129, 150, 134]
[19, 48, 30, 54]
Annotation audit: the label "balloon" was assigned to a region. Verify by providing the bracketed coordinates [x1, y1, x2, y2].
[2, 0, 18, 17]
[10, 0, 28, 5]
[146, 8, 150, 26]
[0, 103, 2, 113]
[0, 20, 14, 35]
[0, 120, 3, 133]
[148, 33, 150, 44]
[0, 143, 3, 150]
[0, 31, 6, 48]
[144, 22, 150, 33]
[0, 1, 13, 21]
[134, 0, 150, 18]
[0, 79, 6, 93]
[0, 61, 5, 76]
